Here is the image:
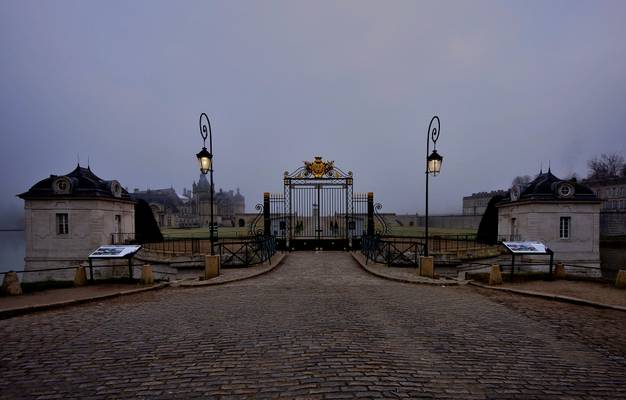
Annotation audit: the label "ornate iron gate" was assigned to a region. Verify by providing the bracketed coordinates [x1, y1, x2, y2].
[251, 157, 386, 250]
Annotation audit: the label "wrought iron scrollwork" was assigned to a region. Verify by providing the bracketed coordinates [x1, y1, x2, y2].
[428, 115, 440, 148]
[199, 113, 212, 148]
[373, 203, 389, 236]
[248, 203, 264, 236]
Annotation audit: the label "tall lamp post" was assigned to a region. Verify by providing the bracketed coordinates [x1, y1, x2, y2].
[424, 115, 443, 257]
[197, 113, 215, 255]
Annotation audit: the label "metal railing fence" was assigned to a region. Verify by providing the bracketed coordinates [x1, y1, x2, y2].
[362, 235, 424, 266]
[362, 234, 496, 267]
[217, 235, 276, 267]
[460, 260, 608, 281]
[0, 263, 177, 281]
[141, 235, 277, 267]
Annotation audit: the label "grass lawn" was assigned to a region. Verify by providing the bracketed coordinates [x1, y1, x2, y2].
[387, 226, 477, 237]
[162, 226, 476, 239]
[161, 227, 249, 239]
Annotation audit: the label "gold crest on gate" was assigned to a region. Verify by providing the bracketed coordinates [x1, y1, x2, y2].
[304, 156, 334, 178]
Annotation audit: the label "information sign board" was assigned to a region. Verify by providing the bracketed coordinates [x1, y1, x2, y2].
[89, 245, 142, 259]
[502, 241, 547, 254]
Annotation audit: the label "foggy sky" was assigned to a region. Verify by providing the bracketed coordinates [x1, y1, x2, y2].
[1, 0, 626, 225]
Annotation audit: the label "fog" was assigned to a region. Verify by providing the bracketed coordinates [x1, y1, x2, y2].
[1, 0, 625, 224]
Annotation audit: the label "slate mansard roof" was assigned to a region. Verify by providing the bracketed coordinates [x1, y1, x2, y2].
[498, 170, 599, 206]
[132, 188, 184, 212]
[18, 165, 133, 202]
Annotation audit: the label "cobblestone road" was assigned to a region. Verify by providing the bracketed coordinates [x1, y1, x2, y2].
[1, 252, 625, 399]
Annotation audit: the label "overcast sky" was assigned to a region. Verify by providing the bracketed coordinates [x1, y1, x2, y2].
[1, 0, 625, 224]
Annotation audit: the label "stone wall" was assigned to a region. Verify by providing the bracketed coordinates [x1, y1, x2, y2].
[413, 215, 482, 231]
[497, 202, 601, 267]
[600, 211, 626, 236]
[23, 198, 135, 282]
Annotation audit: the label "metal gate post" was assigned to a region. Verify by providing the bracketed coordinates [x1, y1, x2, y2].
[316, 184, 321, 245]
[263, 192, 271, 237]
[367, 192, 374, 236]
[288, 182, 292, 251]
[345, 183, 349, 250]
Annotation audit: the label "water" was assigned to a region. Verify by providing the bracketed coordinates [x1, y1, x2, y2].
[0, 231, 25, 273]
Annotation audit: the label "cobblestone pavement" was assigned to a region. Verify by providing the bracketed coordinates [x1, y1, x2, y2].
[499, 280, 626, 308]
[352, 252, 462, 286]
[0, 283, 146, 312]
[176, 253, 284, 287]
[1, 252, 625, 399]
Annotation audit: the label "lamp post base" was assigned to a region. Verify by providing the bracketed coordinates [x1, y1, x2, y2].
[418, 256, 434, 278]
[204, 255, 220, 280]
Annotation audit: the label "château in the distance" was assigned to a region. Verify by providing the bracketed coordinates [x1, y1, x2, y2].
[132, 174, 245, 229]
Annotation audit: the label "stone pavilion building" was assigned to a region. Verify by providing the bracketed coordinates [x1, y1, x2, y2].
[18, 165, 135, 281]
[497, 170, 601, 272]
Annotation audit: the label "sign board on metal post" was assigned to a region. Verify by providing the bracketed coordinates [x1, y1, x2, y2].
[502, 241, 548, 254]
[88, 245, 142, 281]
[89, 245, 142, 258]
[501, 241, 554, 281]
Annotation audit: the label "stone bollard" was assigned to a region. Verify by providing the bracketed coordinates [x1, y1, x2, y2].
[2, 271, 23, 295]
[616, 269, 626, 289]
[489, 264, 502, 286]
[141, 264, 154, 285]
[554, 263, 566, 279]
[204, 255, 221, 280]
[74, 265, 87, 286]
[419, 256, 434, 278]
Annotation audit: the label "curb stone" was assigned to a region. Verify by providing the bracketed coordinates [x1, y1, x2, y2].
[176, 252, 288, 288]
[0, 253, 290, 319]
[0, 283, 169, 320]
[350, 252, 462, 286]
[470, 281, 626, 312]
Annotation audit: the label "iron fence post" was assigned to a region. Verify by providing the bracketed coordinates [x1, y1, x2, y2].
[548, 250, 554, 280]
[511, 253, 515, 282]
[263, 193, 271, 237]
[367, 193, 374, 236]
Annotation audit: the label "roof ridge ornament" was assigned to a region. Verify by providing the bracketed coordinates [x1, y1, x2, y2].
[284, 156, 351, 179]
[304, 156, 335, 178]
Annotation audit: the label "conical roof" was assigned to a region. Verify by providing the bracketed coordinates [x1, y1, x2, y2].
[196, 174, 210, 191]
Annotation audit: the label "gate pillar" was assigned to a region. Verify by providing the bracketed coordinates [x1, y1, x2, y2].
[367, 192, 374, 236]
[263, 192, 271, 236]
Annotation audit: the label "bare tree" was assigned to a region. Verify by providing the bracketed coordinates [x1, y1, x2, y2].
[511, 175, 532, 186]
[587, 153, 624, 179]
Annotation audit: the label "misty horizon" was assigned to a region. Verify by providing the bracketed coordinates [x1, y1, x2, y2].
[2, 1, 626, 224]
